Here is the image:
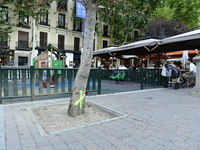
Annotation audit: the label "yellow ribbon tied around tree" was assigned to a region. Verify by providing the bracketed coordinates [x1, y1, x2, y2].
[74, 90, 85, 109]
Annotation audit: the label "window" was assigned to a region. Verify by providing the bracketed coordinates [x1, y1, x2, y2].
[57, 1, 67, 10]
[103, 25, 109, 36]
[58, 35, 64, 50]
[18, 57, 28, 66]
[0, 33, 8, 47]
[40, 10, 48, 25]
[40, 32, 47, 48]
[19, 15, 29, 26]
[74, 37, 80, 51]
[102, 40, 108, 48]
[0, 6, 8, 22]
[0, 39, 7, 47]
[73, 19, 82, 31]
[18, 31, 29, 48]
[134, 30, 139, 38]
[58, 14, 65, 28]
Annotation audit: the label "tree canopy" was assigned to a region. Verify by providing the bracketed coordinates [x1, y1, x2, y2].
[1, 0, 199, 42]
[0, 1, 13, 40]
[96, 0, 200, 44]
[143, 0, 200, 39]
[143, 19, 193, 39]
[167, 0, 200, 28]
[97, 0, 162, 44]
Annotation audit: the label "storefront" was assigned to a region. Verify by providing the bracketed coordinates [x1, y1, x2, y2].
[0, 49, 14, 66]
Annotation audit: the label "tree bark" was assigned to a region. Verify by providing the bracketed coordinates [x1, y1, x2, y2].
[67, 0, 98, 117]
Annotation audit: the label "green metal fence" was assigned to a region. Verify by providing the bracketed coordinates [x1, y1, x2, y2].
[0, 66, 166, 104]
[1, 66, 30, 79]
[0, 66, 101, 104]
[101, 68, 166, 89]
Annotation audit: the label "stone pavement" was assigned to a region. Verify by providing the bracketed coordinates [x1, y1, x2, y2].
[1, 87, 200, 150]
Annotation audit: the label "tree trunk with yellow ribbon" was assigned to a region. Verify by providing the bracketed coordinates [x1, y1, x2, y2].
[67, 0, 98, 117]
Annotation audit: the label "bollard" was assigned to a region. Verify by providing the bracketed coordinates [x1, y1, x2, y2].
[30, 66, 35, 101]
[140, 67, 144, 90]
[98, 68, 102, 94]
[0, 66, 2, 104]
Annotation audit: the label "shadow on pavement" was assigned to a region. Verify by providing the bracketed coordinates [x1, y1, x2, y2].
[3, 80, 163, 104]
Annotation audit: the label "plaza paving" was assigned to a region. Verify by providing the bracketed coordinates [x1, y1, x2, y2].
[1, 87, 200, 150]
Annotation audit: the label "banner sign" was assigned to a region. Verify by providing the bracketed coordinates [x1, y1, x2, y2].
[76, 0, 86, 18]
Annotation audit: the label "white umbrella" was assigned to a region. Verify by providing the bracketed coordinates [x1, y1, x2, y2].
[181, 51, 189, 69]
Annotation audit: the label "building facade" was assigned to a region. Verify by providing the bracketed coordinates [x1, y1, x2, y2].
[0, 1, 140, 68]
[0, 1, 86, 68]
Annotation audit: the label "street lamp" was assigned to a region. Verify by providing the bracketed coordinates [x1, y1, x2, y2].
[8, 50, 13, 66]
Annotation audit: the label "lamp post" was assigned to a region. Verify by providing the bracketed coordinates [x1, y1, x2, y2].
[31, 18, 36, 66]
[191, 49, 200, 97]
[8, 51, 13, 66]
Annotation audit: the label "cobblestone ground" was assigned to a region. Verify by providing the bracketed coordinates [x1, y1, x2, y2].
[1, 87, 200, 150]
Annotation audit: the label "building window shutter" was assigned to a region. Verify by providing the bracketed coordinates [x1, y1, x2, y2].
[18, 31, 28, 48]
[74, 37, 80, 51]
[40, 32, 47, 48]
[58, 35, 64, 50]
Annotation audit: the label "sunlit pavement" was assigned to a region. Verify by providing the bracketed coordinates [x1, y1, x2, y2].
[1, 86, 199, 150]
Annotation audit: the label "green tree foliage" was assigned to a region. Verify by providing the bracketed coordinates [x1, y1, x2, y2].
[167, 0, 200, 28]
[12, 0, 51, 24]
[149, 0, 200, 28]
[0, 1, 13, 40]
[143, 0, 200, 39]
[150, 4, 174, 21]
[143, 19, 193, 39]
[97, 0, 162, 44]
[96, 0, 200, 43]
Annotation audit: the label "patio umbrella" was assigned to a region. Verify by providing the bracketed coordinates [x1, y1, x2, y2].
[158, 29, 200, 51]
[181, 51, 189, 69]
[93, 29, 200, 58]
[93, 38, 160, 57]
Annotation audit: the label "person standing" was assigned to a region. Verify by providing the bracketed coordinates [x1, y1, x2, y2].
[99, 64, 104, 69]
[130, 64, 136, 69]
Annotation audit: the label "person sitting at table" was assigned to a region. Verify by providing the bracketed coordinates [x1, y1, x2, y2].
[183, 58, 196, 87]
[174, 62, 183, 70]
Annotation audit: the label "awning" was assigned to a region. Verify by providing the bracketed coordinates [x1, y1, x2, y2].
[165, 50, 199, 56]
[93, 38, 160, 57]
[158, 29, 200, 51]
[93, 29, 200, 58]
[166, 58, 182, 62]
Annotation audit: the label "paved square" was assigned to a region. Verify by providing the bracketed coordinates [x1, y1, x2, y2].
[1, 88, 200, 150]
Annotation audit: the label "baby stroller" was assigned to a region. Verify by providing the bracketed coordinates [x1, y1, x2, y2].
[163, 64, 187, 89]
[110, 70, 126, 84]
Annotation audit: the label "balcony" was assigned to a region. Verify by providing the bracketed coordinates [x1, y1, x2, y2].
[36, 42, 77, 53]
[16, 41, 31, 50]
[73, 27, 82, 32]
[17, 19, 31, 29]
[0, 41, 9, 49]
[56, 21, 67, 29]
[39, 20, 50, 26]
[102, 32, 110, 37]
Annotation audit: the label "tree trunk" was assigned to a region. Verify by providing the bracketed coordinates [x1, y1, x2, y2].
[67, 0, 98, 117]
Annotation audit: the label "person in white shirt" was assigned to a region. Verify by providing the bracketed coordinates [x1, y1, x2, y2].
[118, 65, 127, 70]
[183, 58, 196, 86]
